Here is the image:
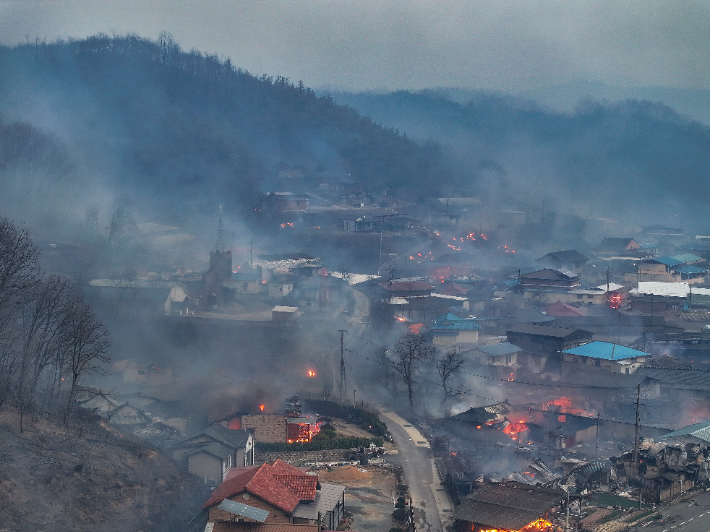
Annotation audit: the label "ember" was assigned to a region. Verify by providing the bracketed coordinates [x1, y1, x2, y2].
[307, 369, 316, 377]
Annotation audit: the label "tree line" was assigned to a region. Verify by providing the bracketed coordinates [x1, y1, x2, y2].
[0, 217, 109, 431]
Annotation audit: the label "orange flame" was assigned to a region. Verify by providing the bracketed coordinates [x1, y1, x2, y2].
[259, 404, 265, 411]
[307, 369, 316, 377]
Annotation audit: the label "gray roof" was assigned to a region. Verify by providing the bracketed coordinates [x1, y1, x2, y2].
[637, 367, 710, 391]
[200, 426, 251, 448]
[184, 440, 232, 460]
[292, 483, 345, 519]
[454, 482, 564, 529]
[538, 250, 589, 264]
[477, 342, 522, 357]
[506, 324, 592, 339]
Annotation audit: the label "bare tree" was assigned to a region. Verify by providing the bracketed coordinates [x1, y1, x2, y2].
[61, 289, 110, 423]
[436, 349, 466, 412]
[0, 217, 111, 428]
[0, 217, 40, 408]
[15, 275, 72, 430]
[390, 333, 436, 408]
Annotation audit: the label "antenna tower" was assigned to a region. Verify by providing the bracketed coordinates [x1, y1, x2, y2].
[216, 204, 226, 251]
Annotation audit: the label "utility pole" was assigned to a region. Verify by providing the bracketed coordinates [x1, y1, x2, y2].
[632, 384, 641, 477]
[596, 412, 600, 459]
[250, 238, 253, 268]
[339, 329, 346, 401]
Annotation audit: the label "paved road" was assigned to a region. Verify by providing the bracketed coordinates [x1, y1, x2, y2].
[378, 408, 451, 532]
[643, 489, 710, 532]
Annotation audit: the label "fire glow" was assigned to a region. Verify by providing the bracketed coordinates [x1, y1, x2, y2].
[307, 369, 317, 377]
[287, 420, 322, 443]
[502, 421, 529, 441]
[476, 518, 554, 532]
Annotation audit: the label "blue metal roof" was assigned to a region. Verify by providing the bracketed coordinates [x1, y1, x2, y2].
[674, 266, 706, 274]
[431, 313, 481, 331]
[563, 341, 649, 360]
[671, 253, 702, 264]
[659, 421, 710, 443]
[654, 256, 682, 267]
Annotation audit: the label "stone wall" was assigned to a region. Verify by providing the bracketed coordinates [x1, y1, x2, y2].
[255, 448, 350, 464]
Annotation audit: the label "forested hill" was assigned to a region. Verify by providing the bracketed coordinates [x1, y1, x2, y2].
[0, 34, 444, 228]
[331, 89, 710, 229]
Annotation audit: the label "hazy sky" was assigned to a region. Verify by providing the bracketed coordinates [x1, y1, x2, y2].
[1, 0, 709, 92]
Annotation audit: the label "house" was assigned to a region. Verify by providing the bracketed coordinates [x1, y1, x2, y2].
[636, 254, 706, 284]
[562, 341, 650, 374]
[453, 481, 565, 532]
[429, 313, 481, 346]
[541, 413, 599, 449]
[117, 359, 173, 386]
[628, 282, 689, 313]
[378, 280, 435, 298]
[536, 250, 588, 273]
[341, 216, 377, 232]
[506, 324, 593, 355]
[506, 324, 593, 375]
[449, 401, 511, 426]
[468, 342, 521, 368]
[240, 415, 288, 443]
[171, 425, 254, 484]
[518, 269, 580, 292]
[264, 192, 309, 212]
[594, 237, 642, 257]
[203, 459, 345, 532]
[164, 283, 194, 315]
[659, 421, 710, 445]
[272, 306, 300, 321]
[545, 300, 585, 317]
[230, 268, 263, 294]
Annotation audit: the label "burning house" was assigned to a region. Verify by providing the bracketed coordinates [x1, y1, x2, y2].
[287, 417, 322, 443]
[453, 481, 565, 532]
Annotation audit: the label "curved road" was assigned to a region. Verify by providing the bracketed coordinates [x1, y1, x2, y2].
[343, 282, 453, 532]
[378, 408, 452, 532]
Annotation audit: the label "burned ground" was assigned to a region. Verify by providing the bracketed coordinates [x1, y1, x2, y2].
[0, 407, 207, 532]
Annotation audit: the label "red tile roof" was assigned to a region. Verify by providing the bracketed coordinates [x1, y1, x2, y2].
[274, 474, 318, 501]
[203, 460, 317, 512]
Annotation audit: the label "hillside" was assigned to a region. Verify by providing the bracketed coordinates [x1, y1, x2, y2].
[0, 408, 205, 531]
[0, 34, 444, 232]
[331, 89, 710, 230]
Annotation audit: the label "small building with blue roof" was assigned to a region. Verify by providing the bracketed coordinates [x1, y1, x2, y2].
[562, 341, 650, 374]
[429, 313, 481, 346]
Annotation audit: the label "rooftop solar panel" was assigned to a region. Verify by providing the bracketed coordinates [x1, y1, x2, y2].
[218, 499, 270, 522]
